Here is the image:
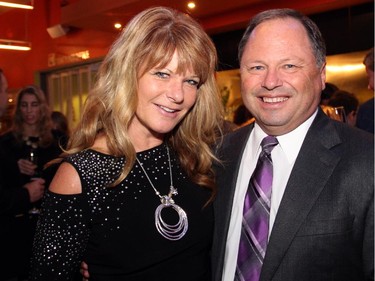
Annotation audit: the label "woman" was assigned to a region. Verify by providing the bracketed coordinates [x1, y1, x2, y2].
[30, 6, 224, 281]
[0, 85, 61, 280]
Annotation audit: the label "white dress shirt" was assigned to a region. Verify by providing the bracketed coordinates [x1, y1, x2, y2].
[221, 110, 317, 281]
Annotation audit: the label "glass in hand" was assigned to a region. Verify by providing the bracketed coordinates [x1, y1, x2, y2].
[28, 148, 42, 215]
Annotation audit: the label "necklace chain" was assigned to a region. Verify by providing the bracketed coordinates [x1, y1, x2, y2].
[137, 146, 177, 200]
[136, 145, 188, 241]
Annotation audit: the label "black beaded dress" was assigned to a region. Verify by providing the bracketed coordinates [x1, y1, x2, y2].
[30, 143, 214, 281]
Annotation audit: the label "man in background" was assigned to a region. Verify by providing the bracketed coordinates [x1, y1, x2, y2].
[0, 69, 8, 118]
[356, 47, 374, 133]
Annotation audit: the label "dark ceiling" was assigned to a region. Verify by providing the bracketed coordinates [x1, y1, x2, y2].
[59, 0, 373, 35]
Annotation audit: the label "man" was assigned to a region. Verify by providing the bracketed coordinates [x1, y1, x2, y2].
[0, 68, 8, 117]
[0, 153, 45, 281]
[327, 90, 359, 126]
[356, 47, 374, 134]
[212, 8, 374, 281]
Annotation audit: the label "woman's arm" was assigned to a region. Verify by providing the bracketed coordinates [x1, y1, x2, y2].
[29, 163, 90, 281]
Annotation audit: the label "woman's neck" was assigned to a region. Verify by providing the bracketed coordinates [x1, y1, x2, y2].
[23, 124, 39, 138]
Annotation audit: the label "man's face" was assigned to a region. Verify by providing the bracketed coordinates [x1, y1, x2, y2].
[240, 18, 326, 136]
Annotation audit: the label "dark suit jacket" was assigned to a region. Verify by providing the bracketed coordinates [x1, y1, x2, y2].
[212, 109, 374, 281]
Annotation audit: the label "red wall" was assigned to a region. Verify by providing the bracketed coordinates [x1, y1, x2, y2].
[0, 0, 116, 89]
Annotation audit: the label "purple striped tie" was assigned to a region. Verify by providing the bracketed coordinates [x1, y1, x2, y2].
[235, 135, 278, 281]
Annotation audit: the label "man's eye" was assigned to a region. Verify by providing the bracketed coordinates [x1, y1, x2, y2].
[284, 64, 296, 69]
[247, 65, 264, 71]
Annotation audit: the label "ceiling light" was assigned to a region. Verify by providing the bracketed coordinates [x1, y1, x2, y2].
[114, 23, 122, 30]
[0, 0, 34, 9]
[0, 39, 31, 51]
[187, 2, 196, 9]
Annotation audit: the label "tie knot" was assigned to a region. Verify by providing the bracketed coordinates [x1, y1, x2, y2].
[261, 136, 278, 154]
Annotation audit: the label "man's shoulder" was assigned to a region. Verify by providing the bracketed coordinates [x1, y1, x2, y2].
[333, 122, 374, 155]
[359, 97, 374, 111]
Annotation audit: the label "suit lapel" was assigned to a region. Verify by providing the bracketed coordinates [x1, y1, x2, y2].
[213, 124, 254, 279]
[260, 110, 343, 281]
[215, 124, 254, 219]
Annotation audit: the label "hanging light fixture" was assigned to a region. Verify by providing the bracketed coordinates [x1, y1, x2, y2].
[0, 39, 31, 51]
[0, 2, 32, 51]
[0, 0, 33, 10]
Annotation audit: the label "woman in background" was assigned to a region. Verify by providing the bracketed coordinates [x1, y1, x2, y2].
[0, 85, 61, 281]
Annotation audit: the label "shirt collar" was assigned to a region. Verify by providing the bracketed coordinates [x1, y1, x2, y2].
[253, 109, 318, 164]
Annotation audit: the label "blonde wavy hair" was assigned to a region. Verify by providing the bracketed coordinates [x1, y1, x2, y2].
[11, 85, 54, 147]
[66, 6, 224, 192]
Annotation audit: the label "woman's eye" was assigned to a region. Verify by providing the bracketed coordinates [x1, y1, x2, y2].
[154, 71, 169, 78]
[186, 79, 199, 87]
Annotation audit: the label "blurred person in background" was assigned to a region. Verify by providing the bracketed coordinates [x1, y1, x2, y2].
[356, 47, 374, 133]
[320, 82, 339, 106]
[51, 110, 70, 149]
[0, 85, 62, 281]
[0, 69, 8, 118]
[328, 90, 359, 126]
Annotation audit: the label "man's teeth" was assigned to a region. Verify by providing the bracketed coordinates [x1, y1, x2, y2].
[160, 105, 176, 112]
[263, 97, 288, 103]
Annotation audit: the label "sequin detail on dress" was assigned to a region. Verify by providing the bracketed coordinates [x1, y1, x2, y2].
[30, 144, 213, 281]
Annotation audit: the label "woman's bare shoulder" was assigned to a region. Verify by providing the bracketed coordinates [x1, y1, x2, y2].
[49, 162, 82, 195]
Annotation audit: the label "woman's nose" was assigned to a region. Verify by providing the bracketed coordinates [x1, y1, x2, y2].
[166, 81, 184, 103]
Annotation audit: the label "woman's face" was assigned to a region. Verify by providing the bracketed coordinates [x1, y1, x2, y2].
[129, 51, 200, 143]
[20, 93, 41, 126]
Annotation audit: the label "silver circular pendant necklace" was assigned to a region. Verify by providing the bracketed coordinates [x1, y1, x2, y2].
[136, 145, 188, 241]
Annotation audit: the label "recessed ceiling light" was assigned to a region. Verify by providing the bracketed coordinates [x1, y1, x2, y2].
[114, 23, 122, 30]
[187, 2, 196, 9]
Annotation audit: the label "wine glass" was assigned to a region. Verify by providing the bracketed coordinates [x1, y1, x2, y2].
[28, 147, 41, 215]
[321, 105, 346, 123]
[333, 106, 347, 123]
